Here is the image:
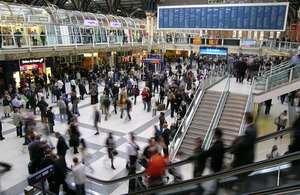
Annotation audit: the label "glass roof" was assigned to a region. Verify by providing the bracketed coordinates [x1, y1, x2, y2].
[0, 2, 146, 29]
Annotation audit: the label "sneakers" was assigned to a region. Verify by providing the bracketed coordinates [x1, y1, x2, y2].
[111, 165, 116, 170]
[95, 132, 99, 135]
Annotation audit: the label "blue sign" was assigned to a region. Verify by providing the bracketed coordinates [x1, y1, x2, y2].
[157, 3, 289, 31]
[149, 54, 163, 60]
[27, 165, 54, 186]
[200, 47, 228, 56]
[106, 52, 111, 57]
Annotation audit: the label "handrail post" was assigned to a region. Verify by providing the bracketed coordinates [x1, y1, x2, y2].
[289, 68, 293, 83]
[265, 77, 269, 92]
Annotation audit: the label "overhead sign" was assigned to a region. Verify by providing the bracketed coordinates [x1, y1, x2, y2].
[20, 58, 44, 65]
[291, 24, 297, 31]
[84, 20, 98, 26]
[158, 2, 289, 31]
[110, 22, 121, 27]
[98, 52, 107, 57]
[28, 15, 49, 23]
[141, 59, 163, 63]
[27, 165, 54, 186]
[200, 47, 228, 56]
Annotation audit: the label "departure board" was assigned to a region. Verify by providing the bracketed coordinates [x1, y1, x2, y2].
[157, 2, 289, 31]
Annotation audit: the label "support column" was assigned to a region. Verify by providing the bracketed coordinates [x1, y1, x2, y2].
[150, 12, 154, 44]
[146, 12, 151, 35]
[91, 51, 94, 69]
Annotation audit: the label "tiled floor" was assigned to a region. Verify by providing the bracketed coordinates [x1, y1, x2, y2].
[0, 65, 296, 194]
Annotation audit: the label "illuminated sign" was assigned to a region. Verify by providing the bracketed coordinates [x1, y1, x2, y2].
[110, 22, 121, 27]
[28, 15, 49, 23]
[200, 47, 228, 55]
[20, 58, 44, 65]
[84, 20, 98, 26]
[291, 24, 297, 31]
[140, 25, 146, 29]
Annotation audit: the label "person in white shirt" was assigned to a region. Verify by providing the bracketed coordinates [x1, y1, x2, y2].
[37, 90, 44, 102]
[72, 157, 86, 195]
[71, 78, 76, 92]
[57, 80, 63, 93]
[11, 96, 23, 109]
[127, 133, 139, 167]
[151, 94, 157, 117]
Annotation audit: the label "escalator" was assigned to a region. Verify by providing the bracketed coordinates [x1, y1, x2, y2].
[216, 93, 248, 162]
[31, 128, 300, 195]
[253, 63, 300, 103]
[179, 91, 221, 157]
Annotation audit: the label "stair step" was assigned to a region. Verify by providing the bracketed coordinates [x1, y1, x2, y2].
[189, 127, 209, 134]
[218, 120, 241, 127]
[187, 129, 207, 137]
[218, 124, 240, 131]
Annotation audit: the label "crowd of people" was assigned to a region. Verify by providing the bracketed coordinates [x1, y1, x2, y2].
[0, 51, 299, 194]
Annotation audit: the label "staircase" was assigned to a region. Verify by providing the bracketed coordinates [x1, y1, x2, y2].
[179, 91, 221, 157]
[217, 93, 248, 163]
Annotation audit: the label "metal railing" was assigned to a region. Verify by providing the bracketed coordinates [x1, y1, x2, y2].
[169, 68, 226, 161]
[253, 63, 300, 94]
[1, 34, 299, 53]
[262, 61, 290, 76]
[128, 150, 300, 195]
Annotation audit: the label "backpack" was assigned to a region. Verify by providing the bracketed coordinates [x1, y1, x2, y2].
[25, 90, 32, 99]
[132, 88, 137, 95]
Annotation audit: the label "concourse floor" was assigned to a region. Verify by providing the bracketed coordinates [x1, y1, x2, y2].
[0, 65, 294, 195]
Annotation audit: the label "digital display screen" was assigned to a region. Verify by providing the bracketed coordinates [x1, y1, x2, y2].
[200, 47, 228, 56]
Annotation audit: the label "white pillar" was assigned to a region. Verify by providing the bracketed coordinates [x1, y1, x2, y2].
[146, 12, 151, 35]
[150, 13, 154, 44]
[91, 52, 94, 69]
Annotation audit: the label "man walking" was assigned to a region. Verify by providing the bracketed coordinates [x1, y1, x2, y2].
[57, 96, 66, 123]
[13, 108, 23, 137]
[55, 132, 69, 158]
[94, 106, 101, 135]
[72, 157, 86, 195]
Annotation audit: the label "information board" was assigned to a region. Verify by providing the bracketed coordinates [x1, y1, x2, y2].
[158, 2, 289, 31]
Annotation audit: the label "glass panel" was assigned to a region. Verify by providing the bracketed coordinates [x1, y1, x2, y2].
[0, 3, 12, 21]
[1, 26, 14, 47]
[46, 25, 55, 45]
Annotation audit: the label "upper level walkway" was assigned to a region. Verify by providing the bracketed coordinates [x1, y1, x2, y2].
[1, 35, 298, 60]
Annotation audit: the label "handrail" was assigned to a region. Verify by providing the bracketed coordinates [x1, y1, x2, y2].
[127, 151, 300, 195]
[260, 62, 300, 79]
[203, 75, 230, 150]
[263, 61, 289, 76]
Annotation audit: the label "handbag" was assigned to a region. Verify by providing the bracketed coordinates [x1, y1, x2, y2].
[112, 148, 118, 156]
[138, 157, 148, 168]
[28, 162, 35, 174]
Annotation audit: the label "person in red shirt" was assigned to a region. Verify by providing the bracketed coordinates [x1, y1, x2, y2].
[146, 146, 168, 188]
[141, 88, 148, 110]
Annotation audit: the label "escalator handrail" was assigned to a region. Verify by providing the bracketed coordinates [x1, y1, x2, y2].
[263, 61, 289, 76]
[242, 182, 300, 195]
[260, 63, 300, 80]
[126, 150, 300, 195]
[255, 127, 294, 143]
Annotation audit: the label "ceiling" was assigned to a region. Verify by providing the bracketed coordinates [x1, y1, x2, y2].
[1, 0, 299, 20]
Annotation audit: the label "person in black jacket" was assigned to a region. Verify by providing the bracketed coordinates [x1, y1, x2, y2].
[162, 123, 170, 156]
[206, 128, 224, 173]
[70, 118, 80, 154]
[236, 57, 248, 83]
[30, 135, 47, 172]
[55, 132, 69, 158]
[40, 148, 55, 192]
[193, 137, 206, 177]
[47, 107, 55, 133]
[38, 96, 48, 119]
[51, 154, 70, 194]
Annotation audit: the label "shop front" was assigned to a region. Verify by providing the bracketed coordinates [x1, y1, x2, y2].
[20, 58, 45, 84]
[98, 52, 110, 66]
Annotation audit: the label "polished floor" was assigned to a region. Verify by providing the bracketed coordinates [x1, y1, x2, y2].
[0, 67, 297, 195]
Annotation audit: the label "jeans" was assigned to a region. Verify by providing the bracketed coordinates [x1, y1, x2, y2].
[228, 65, 233, 75]
[60, 113, 66, 123]
[143, 100, 146, 110]
[72, 104, 80, 116]
[120, 108, 124, 118]
[75, 184, 85, 195]
[48, 122, 54, 133]
[126, 108, 131, 120]
[275, 125, 285, 139]
[51, 94, 56, 103]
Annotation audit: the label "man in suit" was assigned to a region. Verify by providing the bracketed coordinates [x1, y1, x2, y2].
[236, 57, 248, 83]
[206, 128, 224, 173]
[38, 96, 48, 119]
[47, 106, 55, 133]
[233, 112, 257, 168]
[55, 132, 69, 158]
[162, 123, 170, 156]
[52, 154, 71, 194]
[30, 135, 46, 172]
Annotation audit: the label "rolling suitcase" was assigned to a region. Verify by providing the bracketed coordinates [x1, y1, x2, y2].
[157, 104, 165, 111]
